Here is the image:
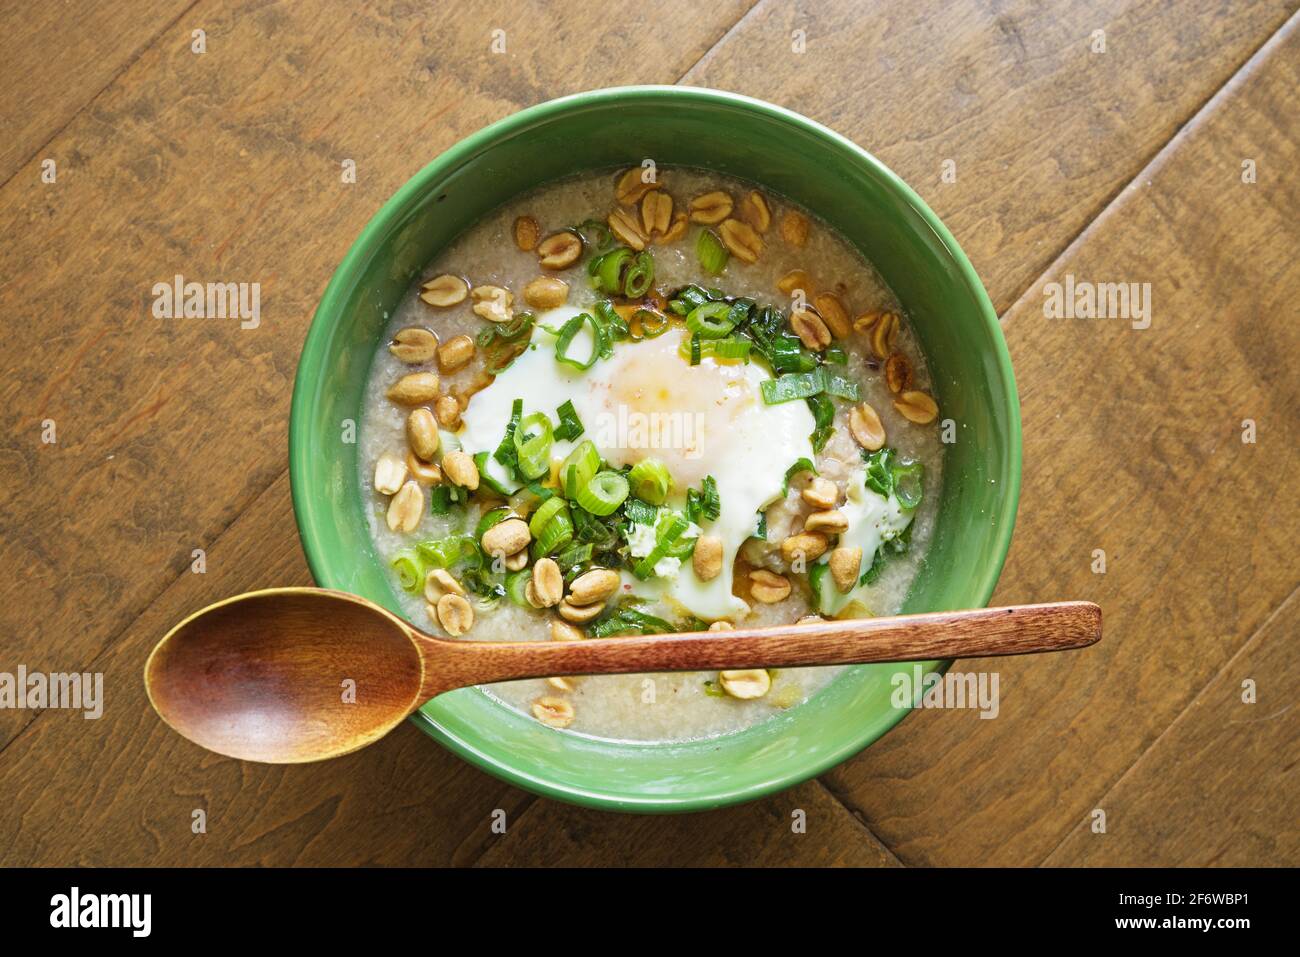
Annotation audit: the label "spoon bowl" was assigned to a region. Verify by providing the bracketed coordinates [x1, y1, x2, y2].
[145, 589, 424, 762]
[146, 588, 1101, 764]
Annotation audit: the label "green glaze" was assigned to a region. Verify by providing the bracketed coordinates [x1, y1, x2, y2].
[289, 87, 1021, 812]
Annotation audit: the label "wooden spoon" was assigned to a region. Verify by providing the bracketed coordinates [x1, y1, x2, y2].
[144, 588, 1100, 763]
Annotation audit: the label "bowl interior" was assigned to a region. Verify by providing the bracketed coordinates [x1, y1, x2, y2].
[290, 87, 1020, 811]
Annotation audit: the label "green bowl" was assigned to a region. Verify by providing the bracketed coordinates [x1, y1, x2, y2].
[290, 87, 1020, 812]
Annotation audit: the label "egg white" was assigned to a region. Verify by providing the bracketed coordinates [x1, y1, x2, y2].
[459, 307, 815, 621]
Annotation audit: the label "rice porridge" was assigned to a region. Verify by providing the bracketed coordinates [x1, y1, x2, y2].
[358, 167, 943, 742]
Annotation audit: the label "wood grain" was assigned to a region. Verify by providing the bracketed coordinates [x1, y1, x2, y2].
[0, 0, 749, 750]
[1044, 590, 1298, 866]
[821, 16, 1300, 866]
[0, 0, 195, 183]
[474, 780, 901, 867]
[1, 0, 1296, 868]
[685, 0, 1298, 313]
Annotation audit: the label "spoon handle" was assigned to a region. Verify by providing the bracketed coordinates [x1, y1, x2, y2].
[423, 601, 1100, 691]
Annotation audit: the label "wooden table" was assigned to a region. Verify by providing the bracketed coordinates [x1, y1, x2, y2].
[1, 0, 1295, 867]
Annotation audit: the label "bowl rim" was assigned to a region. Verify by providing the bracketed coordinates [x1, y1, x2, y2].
[290, 85, 1021, 811]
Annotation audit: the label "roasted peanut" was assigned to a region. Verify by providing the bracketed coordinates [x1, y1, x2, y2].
[870, 311, 899, 359]
[689, 190, 734, 225]
[419, 274, 468, 307]
[812, 293, 852, 338]
[441, 450, 479, 490]
[424, 567, 466, 602]
[558, 598, 605, 623]
[406, 407, 440, 461]
[749, 569, 791, 603]
[532, 696, 575, 728]
[777, 269, 812, 296]
[568, 568, 620, 606]
[801, 476, 840, 509]
[387, 371, 440, 405]
[523, 275, 570, 310]
[708, 620, 735, 632]
[471, 285, 514, 323]
[608, 207, 648, 250]
[692, 535, 723, 582]
[437, 334, 476, 373]
[513, 215, 540, 251]
[894, 390, 939, 424]
[504, 549, 529, 571]
[790, 308, 831, 350]
[386, 480, 423, 533]
[615, 166, 659, 205]
[537, 231, 583, 269]
[719, 218, 763, 263]
[804, 509, 849, 534]
[719, 669, 771, 700]
[781, 210, 809, 247]
[389, 326, 438, 364]
[373, 452, 407, 495]
[436, 593, 474, 636]
[434, 394, 462, 428]
[531, 557, 564, 608]
[658, 211, 688, 244]
[740, 190, 771, 232]
[641, 190, 673, 236]
[406, 451, 442, 486]
[551, 619, 585, 642]
[781, 531, 829, 564]
[481, 517, 530, 558]
[829, 546, 863, 593]
[849, 402, 887, 451]
[884, 352, 914, 393]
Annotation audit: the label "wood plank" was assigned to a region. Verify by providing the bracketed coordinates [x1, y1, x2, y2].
[822, 18, 1300, 865]
[0, 471, 535, 866]
[0, 0, 749, 751]
[1044, 590, 1298, 866]
[0, 0, 194, 184]
[685, 0, 1297, 313]
[475, 781, 900, 867]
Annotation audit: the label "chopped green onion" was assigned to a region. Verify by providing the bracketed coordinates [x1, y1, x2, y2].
[559, 440, 600, 499]
[686, 475, 720, 524]
[628, 458, 672, 505]
[689, 334, 701, 366]
[634, 309, 670, 339]
[528, 496, 568, 538]
[512, 411, 554, 481]
[428, 485, 466, 515]
[474, 451, 522, 496]
[415, 534, 482, 574]
[892, 460, 924, 509]
[555, 541, 595, 573]
[703, 679, 727, 698]
[685, 301, 736, 339]
[554, 313, 605, 371]
[623, 250, 655, 298]
[390, 550, 425, 593]
[493, 399, 523, 471]
[623, 497, 658, 527]
[532, 507, 573, 558]
[820, 371, 861, 400]
[863, 448, 895, 498]
[633, 513, 688, 580]
[781, 457, 818, 496]
[474, 505, 512, 540]
[593, 300, 630, 345]
[823, 343, 848, 365]
[577, 470, 630, 516]
[753, 510, 768, 541]
[761, 368, 861, 405]
[505, 568, 532, 606]
[861, 548, 888, 585]
[592, 247, 633, 294]
[678, 336, 751, 362]
[808, 394, 835, 452]
[572, 219, 613, 252]
[695, 228, 729, 275]
[553, 399, 584, 442]
[588, 605, 674, 638]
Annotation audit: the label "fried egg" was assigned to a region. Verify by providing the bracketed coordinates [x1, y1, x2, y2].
[459, 306, 815, 621]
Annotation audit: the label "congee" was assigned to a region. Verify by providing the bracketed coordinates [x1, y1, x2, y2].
[359, 167, 943, 741]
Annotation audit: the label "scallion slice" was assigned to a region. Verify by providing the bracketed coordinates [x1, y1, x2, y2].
[554, 399, 584, 441]
[528, 495, 567, 539]
[696, 228, 729, 275]
[532, 507, 574, 558]
[505, 568, 533, 607]
[633, 513, 688, 580]
[474, 505, 512, 540]
[593, 247, 632, 294]
[554, 313, 605, 371]
[512, 411, 554, 480]
[390, 550, 425, 593]
[577, 470, 630, 516]
[685, 301, 736, 339]
[559, 440, 600, 499]
[623, 250, 655, 298]
[628, 458, 672, 505]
